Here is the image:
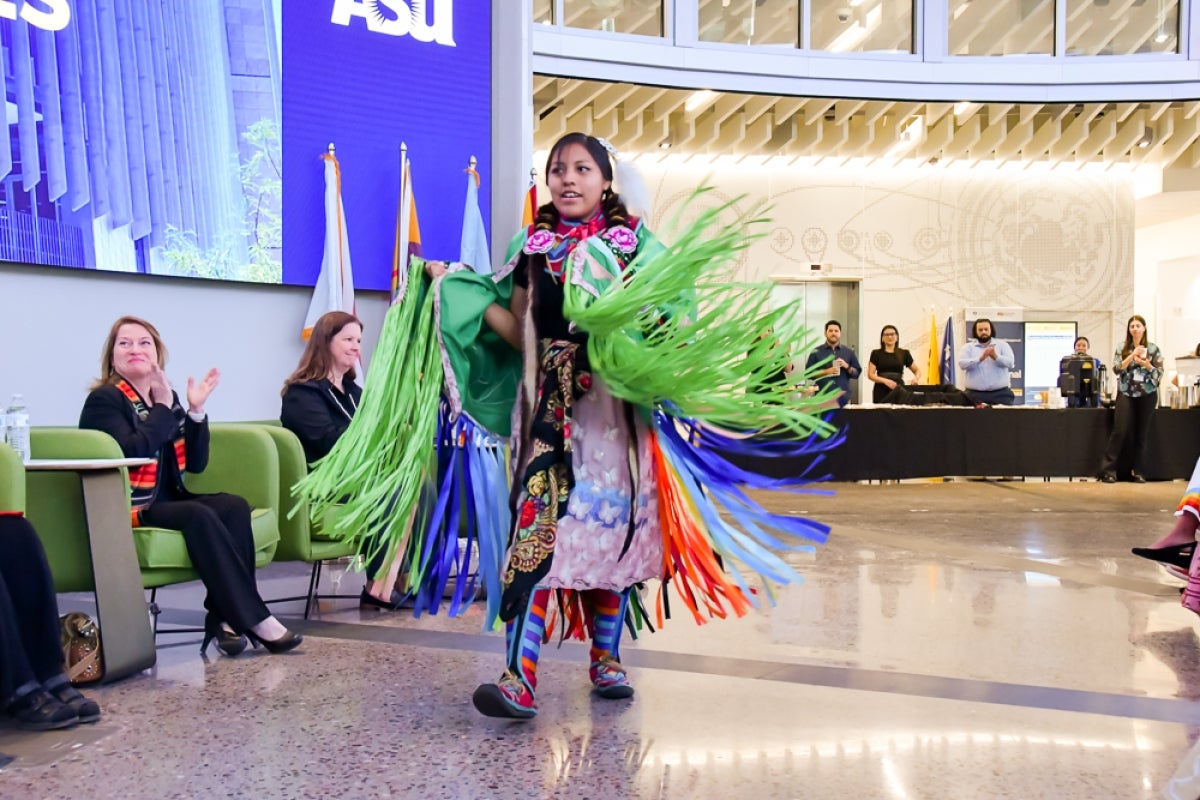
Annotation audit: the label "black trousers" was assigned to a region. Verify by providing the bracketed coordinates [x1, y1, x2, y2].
[139, 493, 270, 633]
[1101, 392, 1157, 478]
[0, 516, 66, 705]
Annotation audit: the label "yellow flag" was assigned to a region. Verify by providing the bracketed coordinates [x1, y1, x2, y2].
[520, 180, 537, 228]
[926, 312, 940, 384]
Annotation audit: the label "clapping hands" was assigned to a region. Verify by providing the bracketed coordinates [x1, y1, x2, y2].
[147, 364, 174, 408]
[186, 368, 221, 416]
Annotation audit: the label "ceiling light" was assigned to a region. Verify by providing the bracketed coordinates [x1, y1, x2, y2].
[685, 89, 718, 112]
[1136, 126, 1154, 148]
[1154, 30, 1169, 43]
[659, 139, 672, 150]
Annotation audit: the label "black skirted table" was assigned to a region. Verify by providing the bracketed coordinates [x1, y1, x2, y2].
[737, 407, 1200, 481]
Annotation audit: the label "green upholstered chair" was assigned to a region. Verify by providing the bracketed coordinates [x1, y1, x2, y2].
[248, 422, 358, 618]
[0, 442, 24, 513]
[26, 426, 281, 630]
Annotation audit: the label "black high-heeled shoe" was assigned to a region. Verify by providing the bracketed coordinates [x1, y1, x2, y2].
[245, 628, 303, 654]
[1131, 543, 1195, 570]
[359, 587, 403, 611]
[201, 619, 247, 657]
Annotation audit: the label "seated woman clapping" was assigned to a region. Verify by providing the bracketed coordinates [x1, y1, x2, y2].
[79, 316, 301, 656]
[0, 511, 101, 730]
[280, 311, 408, 610]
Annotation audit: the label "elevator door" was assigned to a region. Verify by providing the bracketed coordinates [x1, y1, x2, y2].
[770, 278, 862, 404]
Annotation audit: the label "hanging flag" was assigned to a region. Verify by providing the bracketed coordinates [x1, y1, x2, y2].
[303, 149, 355, 340]
[392, 146, 422, 302]
[926, 312, 940, 385]
[460, 157, 490, 274]
[940, 316, 956, 387]
[520, 171, 537, 229]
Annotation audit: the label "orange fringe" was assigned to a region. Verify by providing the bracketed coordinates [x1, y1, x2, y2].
[1179, 493, 1200, 517]
[650, 429, 756, 627]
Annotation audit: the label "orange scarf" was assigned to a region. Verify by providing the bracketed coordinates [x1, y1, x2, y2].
[116, 380, 186, 525]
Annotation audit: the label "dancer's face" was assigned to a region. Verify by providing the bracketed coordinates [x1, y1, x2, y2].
[548, 142, 610, 222]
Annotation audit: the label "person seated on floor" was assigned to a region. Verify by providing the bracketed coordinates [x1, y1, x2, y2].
[957, 318, 1016, 406]
[0, 511, 101, 730]
[80, 316, 302, 657]
[280, 310, 411, 611]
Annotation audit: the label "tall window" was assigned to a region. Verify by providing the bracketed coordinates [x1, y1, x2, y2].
[561, 0, 665, 36]
[809, 0, 914, 53]
[948, 0, 1055, 56]
[1065, 0, 1180, 55]
[698, 0, 800, 47]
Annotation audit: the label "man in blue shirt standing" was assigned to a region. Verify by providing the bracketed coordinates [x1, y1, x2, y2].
[957, 318, 1016, 405]
[805, 320, 862, 407]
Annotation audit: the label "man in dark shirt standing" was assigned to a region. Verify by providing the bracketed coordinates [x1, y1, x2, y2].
[805, 320, 862, 407]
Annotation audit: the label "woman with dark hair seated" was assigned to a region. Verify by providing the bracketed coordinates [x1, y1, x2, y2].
[281, 310, 411, 610]
[0, 511, 100, 729]
[80, 316, 302, 656]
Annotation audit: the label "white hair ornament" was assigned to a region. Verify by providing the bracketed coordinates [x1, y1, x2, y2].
[593, 137, 652, 221]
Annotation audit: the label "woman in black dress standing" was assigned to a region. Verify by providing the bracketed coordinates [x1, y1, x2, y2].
[867, 324, 922, 404]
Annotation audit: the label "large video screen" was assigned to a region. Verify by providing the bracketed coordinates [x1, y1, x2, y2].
[1, 0, 491, 290]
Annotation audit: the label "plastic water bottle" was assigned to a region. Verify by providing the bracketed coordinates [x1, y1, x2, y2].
[5, 394, 30, 463]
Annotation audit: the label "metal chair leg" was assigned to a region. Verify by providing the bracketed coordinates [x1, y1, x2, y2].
[304, 561, 322, 619]
[148, 587, 160, 636]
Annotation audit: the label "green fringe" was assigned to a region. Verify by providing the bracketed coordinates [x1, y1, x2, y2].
[290, 258, 443, 573]
[564, 189, 839, 438]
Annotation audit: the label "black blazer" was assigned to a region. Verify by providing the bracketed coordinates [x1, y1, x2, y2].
[280, 378, 361, 465]
[79, 383, 209, 500]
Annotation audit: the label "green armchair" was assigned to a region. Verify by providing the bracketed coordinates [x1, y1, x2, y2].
[26, 426, 281, 600]
[246, 422, 358, 618]
[0, 442, 24, 513]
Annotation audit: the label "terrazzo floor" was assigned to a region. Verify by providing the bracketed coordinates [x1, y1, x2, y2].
[3, 478, 1200, 799]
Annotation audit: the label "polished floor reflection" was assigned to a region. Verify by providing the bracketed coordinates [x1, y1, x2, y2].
[3, 479, 1200, 799]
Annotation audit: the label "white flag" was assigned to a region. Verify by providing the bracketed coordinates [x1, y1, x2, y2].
[303, 151, 355, 339]
[460, 162, 490, 274]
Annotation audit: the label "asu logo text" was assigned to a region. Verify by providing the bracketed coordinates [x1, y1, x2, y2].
[331, 0, 456, 47]
[0, 0, 71, 32]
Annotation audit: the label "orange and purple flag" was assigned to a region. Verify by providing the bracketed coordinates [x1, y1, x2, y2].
[392, 150, 422, 302]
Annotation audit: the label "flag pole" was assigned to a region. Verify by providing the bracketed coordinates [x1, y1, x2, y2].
[394, 142, 410, 301]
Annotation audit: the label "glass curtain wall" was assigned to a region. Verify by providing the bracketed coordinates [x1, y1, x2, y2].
[1064, 0, 1180, 55]
[809, 0, 914, 52]
[549, 0, 665, 36]
[699, 0, 800, 46]
[536, 1, 1184, 57]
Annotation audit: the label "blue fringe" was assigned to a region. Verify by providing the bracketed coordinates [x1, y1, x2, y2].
[409, 400, 509, 624]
